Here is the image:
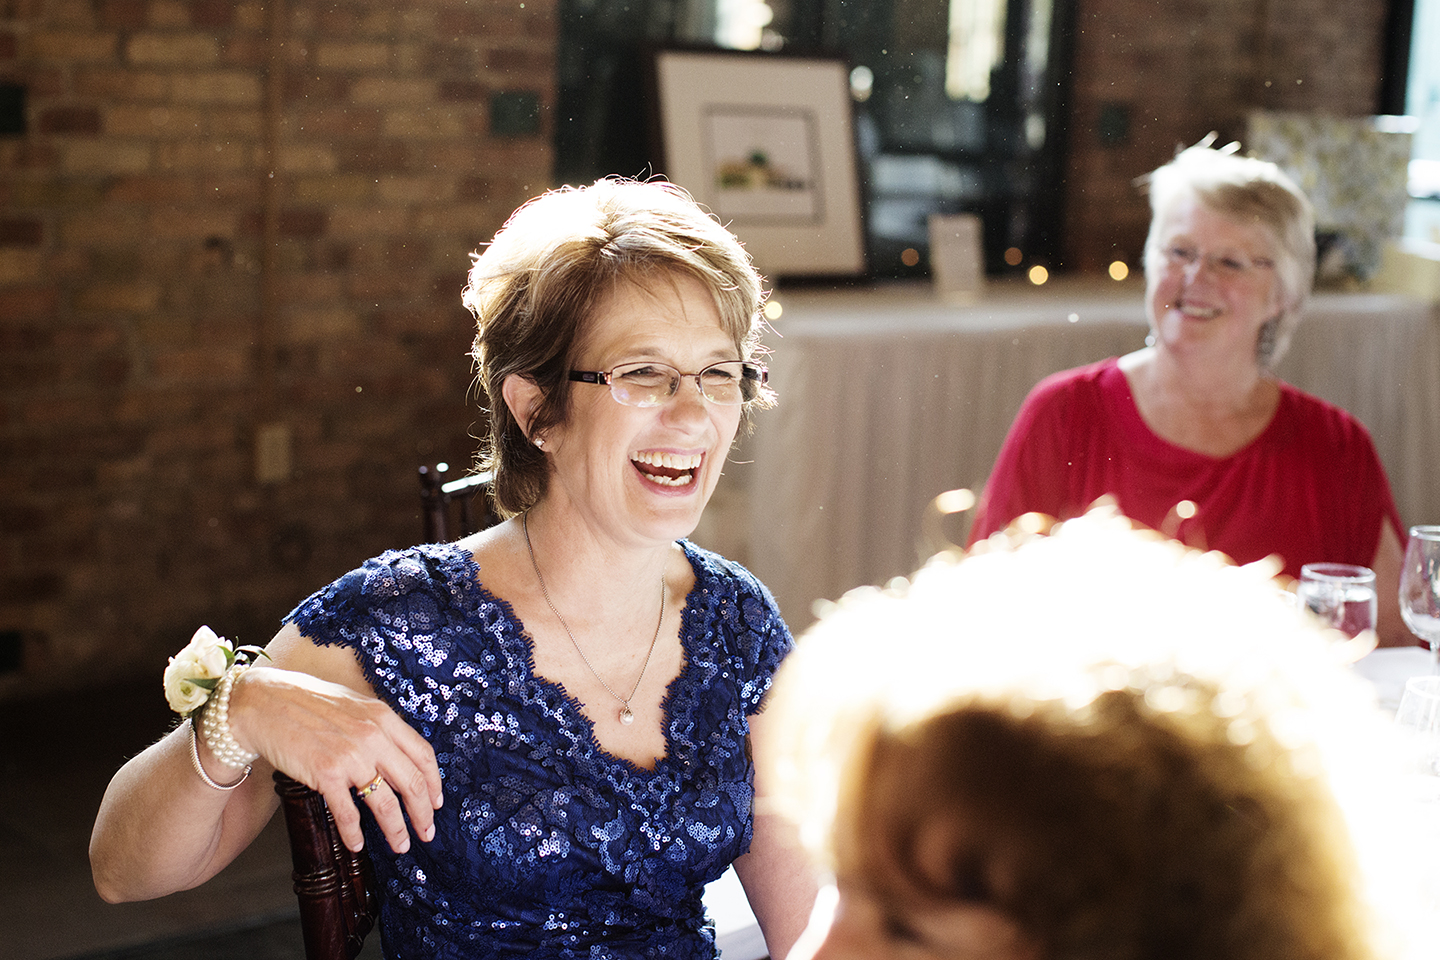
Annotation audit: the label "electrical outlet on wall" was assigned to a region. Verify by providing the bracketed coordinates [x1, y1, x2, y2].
[255, 422, 292, 484]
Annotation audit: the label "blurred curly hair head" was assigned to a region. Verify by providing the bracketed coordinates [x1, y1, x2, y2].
[768, 510, 1427, 960]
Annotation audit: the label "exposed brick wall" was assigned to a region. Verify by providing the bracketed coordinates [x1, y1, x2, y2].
[0, 0, 556, 697]
[1063, 0, 1389, 271]
[0, 0, 1393, 698]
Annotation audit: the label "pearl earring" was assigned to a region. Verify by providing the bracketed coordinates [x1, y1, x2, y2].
[533, 436, 545, 450]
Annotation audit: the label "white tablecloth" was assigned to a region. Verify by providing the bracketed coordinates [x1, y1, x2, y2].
[1353, 645, 1438, 712]
[737, 279, 1440, 628]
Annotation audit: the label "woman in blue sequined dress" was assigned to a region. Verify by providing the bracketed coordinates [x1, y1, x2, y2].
[91, 179, 819, 959]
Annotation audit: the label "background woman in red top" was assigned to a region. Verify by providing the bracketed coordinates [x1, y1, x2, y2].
[969, 138, 1410, 646]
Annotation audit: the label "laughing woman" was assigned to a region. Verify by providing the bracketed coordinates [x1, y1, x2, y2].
[968, 140, 1408, 645]
[91, 179, 817, 959]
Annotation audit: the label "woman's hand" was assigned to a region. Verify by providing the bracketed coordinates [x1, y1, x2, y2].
[236, 630, 445, 853]
[90, 625, 443, 903]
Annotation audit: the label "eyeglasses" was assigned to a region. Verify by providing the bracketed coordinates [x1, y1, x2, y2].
[569, 360, 768, 407]
[1156, 244, 1275, 279]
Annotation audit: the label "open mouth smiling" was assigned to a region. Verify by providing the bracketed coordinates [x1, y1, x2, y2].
[632, 450, 702, 487]
[1176, 299, 1221, 319]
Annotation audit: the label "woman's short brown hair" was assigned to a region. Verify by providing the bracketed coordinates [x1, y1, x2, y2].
[462, 178, 770, 518]
[1141, 139, 1316, 368]
[769, 511, 1426, 960]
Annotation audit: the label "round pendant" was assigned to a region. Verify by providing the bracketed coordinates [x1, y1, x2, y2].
[619, 705, 635, 725]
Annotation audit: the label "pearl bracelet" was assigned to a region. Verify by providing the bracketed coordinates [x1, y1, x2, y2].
[199, 663, 260, 771]
[187, 716, 249, 790]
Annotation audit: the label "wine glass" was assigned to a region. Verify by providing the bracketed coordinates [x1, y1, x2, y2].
[1400, 525, 1440, 667]
[1297, 562, 1377, 640]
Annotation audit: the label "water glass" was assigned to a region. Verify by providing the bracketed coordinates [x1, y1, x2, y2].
[1297, 562, 1377, 639]
[1396, 676, 1440, 775]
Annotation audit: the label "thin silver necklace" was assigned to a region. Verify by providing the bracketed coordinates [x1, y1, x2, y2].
[522, 513, 665, 726]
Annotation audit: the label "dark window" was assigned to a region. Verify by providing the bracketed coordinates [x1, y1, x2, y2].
[555, 0, 1074, 277]
[1382, 0, 1440, 241]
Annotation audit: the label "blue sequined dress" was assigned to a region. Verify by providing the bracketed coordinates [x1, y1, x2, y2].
[285, 539, 793, 960]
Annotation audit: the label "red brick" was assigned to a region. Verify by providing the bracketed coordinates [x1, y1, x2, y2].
[0, 573, 65, 603]
[148, 344, 250, 383]
[54, 322, 124, 352]
[341, 141, 410, 173]
[190, 0, 233, 28]
[313, 5, 367, 35]
[315, 243, 353, 271]
[0, 0, 45, 20]
[283, 73, 351, 104]
[457, 175, 493, 201]
[348, 267, 417, 300]
[24, 67, 67, 99]
[484, 48, 552, 76]
[220, 34, 267, 70]
[436, 10, 487, 36]
[0, 354, 60, 390]
[0, 218, 43, 246]
[0, 324, 53, 353]
[0, 286, 58, 321]
[21, 383, 128, 428]
[31, 31, 119, 63]
[279, 208, 328, 238]
[96, 0, 148, 30]
[75, 67, 170, 101]
[424, 43, 483, 77]
[291, 105, 382, 139]
[38, 105, 102, 134]
[440, 80, 488, 102]
[105, 175, 200, 204]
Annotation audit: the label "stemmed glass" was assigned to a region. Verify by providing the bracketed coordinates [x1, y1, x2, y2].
[1400, 525, 1440, 667]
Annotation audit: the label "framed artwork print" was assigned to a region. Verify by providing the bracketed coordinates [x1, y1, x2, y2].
[652, 48, 867, 280]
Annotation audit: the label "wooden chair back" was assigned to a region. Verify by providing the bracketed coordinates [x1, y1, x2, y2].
[275, 465, 499, 959]
[274, 771, 379, 960]
[419, 464, 498, 542]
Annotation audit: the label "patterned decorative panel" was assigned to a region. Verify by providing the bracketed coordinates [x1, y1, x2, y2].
[1247, 111, 1412, 283]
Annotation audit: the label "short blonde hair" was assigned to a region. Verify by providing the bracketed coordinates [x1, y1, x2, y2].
[1141, 140, 1316, 367]
[769, 510, 1428, 960]
[463, 178, 771, 517]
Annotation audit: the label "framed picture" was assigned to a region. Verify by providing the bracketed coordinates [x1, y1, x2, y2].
[652, 48, 867, 281]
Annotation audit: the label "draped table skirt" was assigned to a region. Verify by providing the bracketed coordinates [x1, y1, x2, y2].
[717, 279, 1440, 630]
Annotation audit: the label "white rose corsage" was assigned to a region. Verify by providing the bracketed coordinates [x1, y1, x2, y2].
[163, 625, 269, 718]
[166, 626, 271, 790]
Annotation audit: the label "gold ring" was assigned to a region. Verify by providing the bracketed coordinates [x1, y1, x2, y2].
[356, 773, 385, 800]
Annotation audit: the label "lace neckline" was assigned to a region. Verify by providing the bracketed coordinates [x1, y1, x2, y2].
[444, 540, 708, 776]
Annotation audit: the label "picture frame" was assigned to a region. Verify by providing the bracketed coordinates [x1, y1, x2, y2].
[651, 47, 867, 281]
